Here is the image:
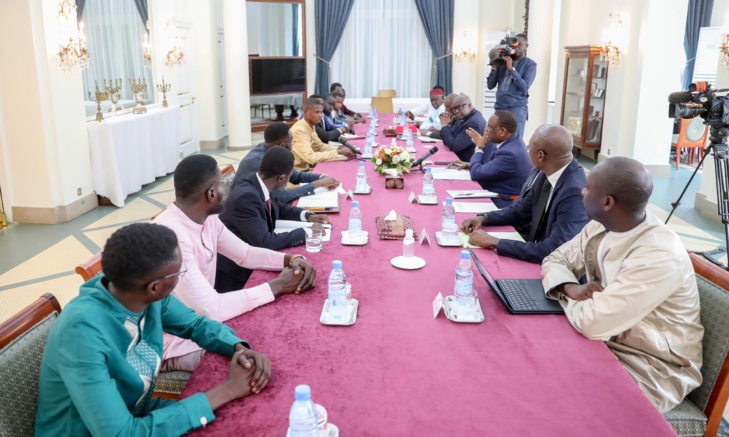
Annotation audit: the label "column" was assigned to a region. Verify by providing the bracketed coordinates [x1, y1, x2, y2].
[223, 0, 252, 149]
[523, 0, 556, 141]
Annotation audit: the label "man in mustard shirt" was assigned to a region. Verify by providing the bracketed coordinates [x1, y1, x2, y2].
[291, 98, 354, 172]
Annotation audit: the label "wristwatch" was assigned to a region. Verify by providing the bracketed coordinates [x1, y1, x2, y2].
[289, 254, 307, 267]
[304, 211, 314, 221]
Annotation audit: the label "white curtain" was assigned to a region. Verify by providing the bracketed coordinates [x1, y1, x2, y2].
[329, 0, 433, 98]
[247, 3, 302, 56]
[82, 0, 153, 102]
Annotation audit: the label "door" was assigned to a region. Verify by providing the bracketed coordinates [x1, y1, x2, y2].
[175, 24, 200, 157]
[218, 29, 228, 137]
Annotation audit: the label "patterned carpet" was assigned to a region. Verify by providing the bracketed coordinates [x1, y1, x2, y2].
[720, 418, 729, 437]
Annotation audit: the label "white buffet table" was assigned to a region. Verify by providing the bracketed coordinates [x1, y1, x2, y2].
[87, 106, 180, 207]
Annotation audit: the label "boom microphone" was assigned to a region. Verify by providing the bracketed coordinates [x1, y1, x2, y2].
[668, 91, 694, 104]
[338, 136, 361, 154]
[411, 146, 439, 168]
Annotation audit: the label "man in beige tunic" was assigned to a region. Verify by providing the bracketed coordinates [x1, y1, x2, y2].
[541, 156, 703, 413]
[291, 98, 353, 172]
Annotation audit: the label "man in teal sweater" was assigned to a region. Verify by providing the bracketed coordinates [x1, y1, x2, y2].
[35, 223, 271, 436]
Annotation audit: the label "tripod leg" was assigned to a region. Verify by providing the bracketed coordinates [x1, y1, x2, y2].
[666, 144, 714, 224]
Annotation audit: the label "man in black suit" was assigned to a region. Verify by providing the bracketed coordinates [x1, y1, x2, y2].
[439, 94, 487, 161]
[461, 124, 589, 264]
[216, 147, 330, 291]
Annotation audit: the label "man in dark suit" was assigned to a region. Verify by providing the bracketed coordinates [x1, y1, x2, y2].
[439, 94, 486, 161]
[460, 124, 589, 264]
[450, 110, 532, 208]
[235, 122, 339, 205]
[217, 147, 330, 291]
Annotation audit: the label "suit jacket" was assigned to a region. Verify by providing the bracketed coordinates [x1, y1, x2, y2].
[216, 173, 307, 292]
[542, 211, 703, 413]
[316, 122, 341, 143]
[234, 143, 322, 205]
[482, 159, 588, 264]
[439, 109, 486, 161]
[470, 133, 532, 207]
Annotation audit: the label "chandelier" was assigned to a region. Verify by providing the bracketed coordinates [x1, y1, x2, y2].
[143, 33, 152, 69]
[56, 0, 90, 71]
[165, 46, 185, 68]
[720, 34, 729, 67]
[599, 13, 622, 66]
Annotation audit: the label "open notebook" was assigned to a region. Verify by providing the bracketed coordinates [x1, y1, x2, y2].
[458, 231, 525, 248]
[296, 190, 340, 212]
[453, 202, 499, 214]
[274, 220, 332, 242]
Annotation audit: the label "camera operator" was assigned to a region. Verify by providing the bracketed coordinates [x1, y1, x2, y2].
[487, 33, 537, 139]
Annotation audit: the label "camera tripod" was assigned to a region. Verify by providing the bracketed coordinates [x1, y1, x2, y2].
[666, 125, 729, 270]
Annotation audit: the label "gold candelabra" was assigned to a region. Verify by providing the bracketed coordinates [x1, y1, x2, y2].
[129, 78, 148, 114]
[87, 81, 109, 122]
[104, 79, 122, 113]
[157, 76, 171, 108]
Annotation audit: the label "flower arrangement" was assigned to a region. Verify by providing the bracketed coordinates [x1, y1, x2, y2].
[371, 144, 412, 174]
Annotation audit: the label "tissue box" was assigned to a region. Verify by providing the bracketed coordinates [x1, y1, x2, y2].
[385, 173, 404, 189]
[375, 215, 417, 240]
[396, 125, 419, 135]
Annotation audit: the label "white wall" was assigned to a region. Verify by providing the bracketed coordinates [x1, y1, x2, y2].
[452, 0, 481, 100]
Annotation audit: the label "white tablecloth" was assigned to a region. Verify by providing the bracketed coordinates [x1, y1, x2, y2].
[87, 107, 180, 207]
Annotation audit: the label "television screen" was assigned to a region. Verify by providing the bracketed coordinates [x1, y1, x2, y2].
[250, 58, 306, 95]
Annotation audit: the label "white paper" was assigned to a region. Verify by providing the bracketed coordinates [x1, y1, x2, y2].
[297, 191, 339, 210]
[419, 228, 431, 245]
[458, 231, 524, 248]
[418, 136, 439, 143]
[453, 202, 499, 214]
[446, 189, 499, 199]
[408, 192, 416, 203]
[274, 221, 332, 242]
[341, 133, 365, 140]
[433, 292, 445, 318]
[385, 209, 397, 221]
[313, 183, 346, 195]
[346, 189, 355, 200]
[430, 168, 472, 181]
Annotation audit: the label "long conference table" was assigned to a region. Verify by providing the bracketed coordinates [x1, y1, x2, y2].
[180, 118, 677, 436]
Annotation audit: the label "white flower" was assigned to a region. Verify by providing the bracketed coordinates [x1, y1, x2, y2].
[385, 148, 392, 155]
[376, 158, 383, 165]
[399, 151, 409, 161]
[392, 155, 401, 164]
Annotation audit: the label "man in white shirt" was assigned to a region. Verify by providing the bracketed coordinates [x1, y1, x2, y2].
[406, 86, 446, 135]
[541, 156, 704, 413]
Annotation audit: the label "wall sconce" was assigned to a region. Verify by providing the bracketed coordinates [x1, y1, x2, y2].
[56, 0, 90, 71]
[720, 34, 729, 66]
[454, 32, 476, 63]
[599, 13, 622, 66]
[143, 33, 152, 69]
[165, 46, 185, 67]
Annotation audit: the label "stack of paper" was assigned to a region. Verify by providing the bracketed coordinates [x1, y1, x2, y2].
[418, 136, 440, 143]
[430, 168, 472, 181]
[296, 191, 340, 212]
[452, 202, 499, 214]
[458, 231, 525, 248]
[313, 184, 347, 195]
[274, 220, 332, 242]
[341, 133, 365, 140]
[446, 189, 499, 199]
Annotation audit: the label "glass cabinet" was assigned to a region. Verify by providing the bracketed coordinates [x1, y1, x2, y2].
[560, 45, 609, 150]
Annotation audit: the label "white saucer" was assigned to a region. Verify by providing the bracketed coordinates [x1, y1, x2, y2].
[353, 185, 372, 194]
[417, 195, 438, 205]
[390, 256, 426, 270]
[341, 230, 368, 245]
[287, 423, 339, 437]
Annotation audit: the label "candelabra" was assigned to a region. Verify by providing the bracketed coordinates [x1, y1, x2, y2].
[129, 78, 148, 114]
[87, 81, 109, 122]
[157, 77, 171, 108]
[104, 79, 122, 113]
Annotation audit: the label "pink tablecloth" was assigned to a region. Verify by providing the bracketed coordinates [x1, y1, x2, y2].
[181, 118, 676, 436]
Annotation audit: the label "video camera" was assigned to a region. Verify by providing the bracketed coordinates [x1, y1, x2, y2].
[668, 81, 729, 126]
[489, 31, 520, 68]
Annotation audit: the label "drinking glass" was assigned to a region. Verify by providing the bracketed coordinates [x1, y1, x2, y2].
[306, 229, 323, 253]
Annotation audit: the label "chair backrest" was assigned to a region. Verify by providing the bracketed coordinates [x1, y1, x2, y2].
[0, 294, 62, 436]
[221, 164, 235, 196]
[687, 253, 729, 436]
[371, 96, 394, 114]
[677, 118, 709, 147]
[378, 89, 397, 98]
[75, 252, 103, 282]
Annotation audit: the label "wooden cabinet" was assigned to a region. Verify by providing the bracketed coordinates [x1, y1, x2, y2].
[560, 45, 609, 150]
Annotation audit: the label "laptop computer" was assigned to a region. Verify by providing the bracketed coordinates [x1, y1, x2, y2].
[468, 248, 564, 315]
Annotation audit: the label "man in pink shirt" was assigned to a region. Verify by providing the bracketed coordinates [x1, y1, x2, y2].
[154, 154, 317, 371]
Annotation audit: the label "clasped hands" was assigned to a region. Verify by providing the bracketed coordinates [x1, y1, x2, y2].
[461, 216, 500, 249]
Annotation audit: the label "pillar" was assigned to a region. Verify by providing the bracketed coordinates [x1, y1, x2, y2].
[223, 0, 252, 149]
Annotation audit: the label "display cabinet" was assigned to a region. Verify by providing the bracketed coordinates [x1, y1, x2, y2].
[560, 45, 609, 150]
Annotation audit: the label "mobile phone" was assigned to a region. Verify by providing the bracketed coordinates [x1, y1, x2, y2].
[434, 161, 450, 165]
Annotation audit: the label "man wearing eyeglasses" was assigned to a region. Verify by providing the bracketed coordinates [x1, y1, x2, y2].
[460, 124, 588, 264]
[235, 122, 340, 205]
[154, 155, 317, 372]
[439, 94, 487, 161]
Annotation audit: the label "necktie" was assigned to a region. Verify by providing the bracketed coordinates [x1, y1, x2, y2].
[266, 199, 273, 224]
[528, 177, 552, 242]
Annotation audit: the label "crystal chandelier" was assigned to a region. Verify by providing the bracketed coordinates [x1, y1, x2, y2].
[599, 13, 622, 66]
[143, 33, 152, 69]
[165, 46, 185, 68]
[56, 0, 90, 71]
[720, 34, 729, 67]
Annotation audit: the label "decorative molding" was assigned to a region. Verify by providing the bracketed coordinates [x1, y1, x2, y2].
[12, 193, 98, 224]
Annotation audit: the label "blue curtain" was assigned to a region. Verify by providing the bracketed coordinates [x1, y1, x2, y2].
[315, 0, 355, 95]
[133, 0, 148, 27]
[75, 0, 85, 21]
[292, 4, 300, 56]
[682, 0, 714, 90]
[414, 0, 454, 94]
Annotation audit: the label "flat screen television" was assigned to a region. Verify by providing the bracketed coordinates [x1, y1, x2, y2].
[249, 57, 306, 95]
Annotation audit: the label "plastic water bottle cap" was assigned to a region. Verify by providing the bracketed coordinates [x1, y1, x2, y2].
[446, 198, 453, 204]
[294, 384, 311, 401]
[426, 167, 432, 173]
[332, 260, 342, 269]
[461, 250, 470, 259]
[352, 201, 359, 207]
[359, 162, 364, 167]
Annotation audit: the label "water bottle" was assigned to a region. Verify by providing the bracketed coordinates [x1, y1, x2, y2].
[442, 198, 458, 238]
[454, 250, 474, 303]
[368, 103, 373, 117]
[356, 162, 368, 190]
[390, 138, 397, 148]
[403, 229, 415, 258]
[364, 132, 373, 156]
[422, 168, 435, 200]
[288, 385, 318, 437]
[349, 201, 362, 239]
[406, 129, 414, 150]
[397, 108, 404, 125]
[369, 123, 376, 137]
[328, 261, 348, 321]
[373, 106, 378, 120]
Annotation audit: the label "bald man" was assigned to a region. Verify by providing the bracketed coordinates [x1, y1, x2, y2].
[290, 98, 354, 172]
[439, 94, 486, 161]
[429, 93, 459, 140]
[542, 157, 703, 414]
[461, 124, 588, 263]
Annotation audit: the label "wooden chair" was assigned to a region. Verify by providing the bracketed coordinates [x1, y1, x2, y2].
[378, 89, 397, 98]
[371, 96, 394, 114]
[664, 253, 729, 436]
[0, 293, 62, 436]
[672, 118, 708, 169]
[75, 251, 103, 281]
